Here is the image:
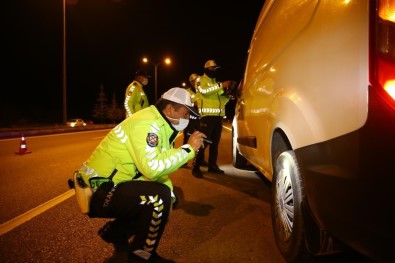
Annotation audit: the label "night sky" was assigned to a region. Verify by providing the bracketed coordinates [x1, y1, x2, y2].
[2, 0, 264, 126]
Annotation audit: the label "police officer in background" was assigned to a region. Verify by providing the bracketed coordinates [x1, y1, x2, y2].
[78, 87, 207, 262]
[182, 73, 200, 145]
[192, 60, 234, 178]
[182, 73, 208, 168]
[124, 70, 151, 118]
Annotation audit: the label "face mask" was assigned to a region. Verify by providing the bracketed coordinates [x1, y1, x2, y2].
[167, 116, 190, 131]
[205, 69, 217, 79]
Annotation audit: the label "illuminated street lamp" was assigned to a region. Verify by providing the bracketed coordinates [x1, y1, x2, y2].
[142, 57, 171, 102]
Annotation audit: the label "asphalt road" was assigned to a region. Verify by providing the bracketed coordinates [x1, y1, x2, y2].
[0, 125, 374, 263]
[0, 124, 287, 263]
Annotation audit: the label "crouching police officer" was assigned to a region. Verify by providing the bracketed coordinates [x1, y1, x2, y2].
[77, 87, 206, 262]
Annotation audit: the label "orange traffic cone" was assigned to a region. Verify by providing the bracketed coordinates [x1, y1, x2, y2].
[15, 133, 32, 155]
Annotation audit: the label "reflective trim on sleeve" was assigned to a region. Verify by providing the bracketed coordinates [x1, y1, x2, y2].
[114, 125, 128, 144]
[199, 108, 223, 114]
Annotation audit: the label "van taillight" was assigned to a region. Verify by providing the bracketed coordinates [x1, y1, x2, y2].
[371, 0, 395, 106]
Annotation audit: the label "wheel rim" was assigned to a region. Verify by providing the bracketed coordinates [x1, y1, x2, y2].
[274, 158, 294, 242]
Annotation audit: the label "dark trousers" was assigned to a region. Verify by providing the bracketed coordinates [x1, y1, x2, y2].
[89, 180, 172, 253]
[194, 116, 223, 168]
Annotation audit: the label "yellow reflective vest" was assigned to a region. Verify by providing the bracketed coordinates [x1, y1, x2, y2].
[124, 80, 149, 118]
[79, 105, 195, 192]
[196, 74, 230, 117]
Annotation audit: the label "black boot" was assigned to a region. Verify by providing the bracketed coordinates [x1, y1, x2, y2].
[192, 154, 203, 178]
[98, 219, 135, 250]
[208, 165, 224, 174]
[192, 166, 203, 178]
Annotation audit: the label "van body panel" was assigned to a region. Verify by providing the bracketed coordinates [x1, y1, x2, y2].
[234, 0, 394, 261]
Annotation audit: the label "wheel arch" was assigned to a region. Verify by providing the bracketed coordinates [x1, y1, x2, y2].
[271, 128, 346, 258]
[271, 129, 292, 173]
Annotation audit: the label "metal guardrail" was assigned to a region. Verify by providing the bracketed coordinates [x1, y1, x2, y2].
[0, 124, 116, 139]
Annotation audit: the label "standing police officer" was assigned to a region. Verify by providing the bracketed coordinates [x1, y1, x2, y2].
[182, 73, 200, 145]
[181, 73, 209, 168]
[192, 60, 233, 178]
[124, 70, 151, 118]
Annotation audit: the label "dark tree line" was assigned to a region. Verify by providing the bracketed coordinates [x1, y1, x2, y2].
[92, 84, 124, 124]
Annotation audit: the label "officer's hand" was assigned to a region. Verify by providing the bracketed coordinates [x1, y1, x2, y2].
[222, 80, 238, 96]
[188, 131, 207, 152]
[222, 80, 232, 88]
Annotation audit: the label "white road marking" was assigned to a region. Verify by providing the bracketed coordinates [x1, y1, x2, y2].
[0, 190, 75, 236]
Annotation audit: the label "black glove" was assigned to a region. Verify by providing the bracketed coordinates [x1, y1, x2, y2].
[224, 80, 238, 96]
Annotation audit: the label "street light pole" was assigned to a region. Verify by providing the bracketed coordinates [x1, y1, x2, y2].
[62, 0, 67, 123]
[142, 57, 171, 102]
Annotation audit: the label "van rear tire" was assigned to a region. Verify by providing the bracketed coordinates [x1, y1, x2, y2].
[272, 150, 312, 263]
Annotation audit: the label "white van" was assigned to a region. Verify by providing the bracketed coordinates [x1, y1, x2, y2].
[232, 1, 394, 262]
